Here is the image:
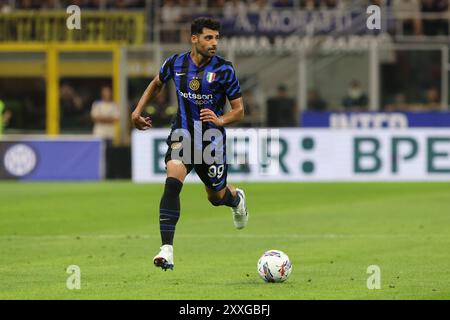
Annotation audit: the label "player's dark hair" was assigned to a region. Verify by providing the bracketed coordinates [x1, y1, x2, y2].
[191, 17, 221, 35]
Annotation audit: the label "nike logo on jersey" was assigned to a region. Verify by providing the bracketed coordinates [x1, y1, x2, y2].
[175, 72, 186, 76]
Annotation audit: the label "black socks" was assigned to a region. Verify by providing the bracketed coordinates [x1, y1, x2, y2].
[159, 179, 240, 245]
[159, 177, 183, 245]
[210, 187, 241, 207]
[222, 188, 241, 207]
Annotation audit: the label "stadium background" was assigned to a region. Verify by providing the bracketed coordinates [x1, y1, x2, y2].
[0, 0, 449, 300]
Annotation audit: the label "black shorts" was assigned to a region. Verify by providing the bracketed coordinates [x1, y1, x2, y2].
[164, 129, 228, 191]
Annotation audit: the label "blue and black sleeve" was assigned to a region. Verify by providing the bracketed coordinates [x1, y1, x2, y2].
[224, 64, 242, 101]
[159, 54, 178, 83]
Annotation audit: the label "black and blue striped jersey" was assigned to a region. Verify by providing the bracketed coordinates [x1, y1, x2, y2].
[159, 51, 242, 132]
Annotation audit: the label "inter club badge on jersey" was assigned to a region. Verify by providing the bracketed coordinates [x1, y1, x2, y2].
[206, 72, 216, 83]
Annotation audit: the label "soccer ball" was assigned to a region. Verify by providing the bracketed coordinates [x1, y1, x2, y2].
[257, 250, 292, 283]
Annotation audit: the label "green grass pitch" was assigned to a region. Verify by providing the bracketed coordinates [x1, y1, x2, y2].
[0, 182, 449, 300]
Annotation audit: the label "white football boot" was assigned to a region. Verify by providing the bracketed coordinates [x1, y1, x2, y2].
[231, 188, 248, 230]
[153, 244, 174, 271]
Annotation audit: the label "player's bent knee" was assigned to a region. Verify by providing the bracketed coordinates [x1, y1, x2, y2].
[166, 160, 187, 182]
[168, 159, 184, 168]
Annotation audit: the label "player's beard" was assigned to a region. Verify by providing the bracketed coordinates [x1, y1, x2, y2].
[200, 46, 215, 58]
[208, 48, 216, 56]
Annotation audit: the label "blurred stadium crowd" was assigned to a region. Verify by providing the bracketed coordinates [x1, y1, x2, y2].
[0, 0, 449, 135]
[0, 0, 448, 11]
[1, 0, 449, 38]
[0, 0, 448, 32]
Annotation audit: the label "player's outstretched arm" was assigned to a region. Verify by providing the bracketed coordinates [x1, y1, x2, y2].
[200, 97, 244, 127]
[131, 75, 165, 130]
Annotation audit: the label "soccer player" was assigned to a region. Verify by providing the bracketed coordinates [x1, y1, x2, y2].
[131, 17, 249, 271]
